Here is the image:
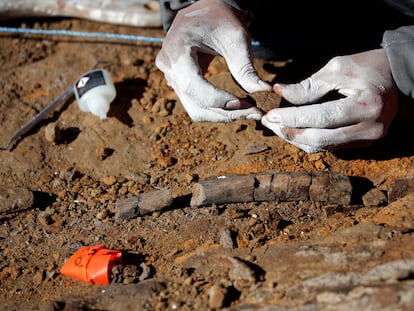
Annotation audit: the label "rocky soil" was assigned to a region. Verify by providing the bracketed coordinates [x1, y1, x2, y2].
[1, 17, 414, 311]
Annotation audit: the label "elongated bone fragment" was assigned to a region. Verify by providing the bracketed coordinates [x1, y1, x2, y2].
[115, 186, 173, 221]
[191, 171, 352, 207]
[190, 175, 255, 207]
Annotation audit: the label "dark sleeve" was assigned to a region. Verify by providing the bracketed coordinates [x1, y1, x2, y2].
[383, 25, 414, 99]
[159, 0, 257, 31]
[380, 0, 414, 19]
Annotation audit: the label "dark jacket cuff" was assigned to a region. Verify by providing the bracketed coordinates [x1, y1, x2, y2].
[383, 25, 414, 99]
[159, 0, 256, 31]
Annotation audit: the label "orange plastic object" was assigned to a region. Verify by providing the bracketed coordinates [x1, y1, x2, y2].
[60, 245, 122, 285]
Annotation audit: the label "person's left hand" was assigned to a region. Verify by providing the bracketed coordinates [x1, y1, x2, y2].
[261, 49, 399, 153]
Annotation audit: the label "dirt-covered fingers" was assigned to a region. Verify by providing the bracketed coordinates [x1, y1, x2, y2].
[263, 94, 385, 129]
[221, 35, 271, 94]
[274, 76, 335, 105]
[262, 121, 386, 153]
[175, 88, 262, 122]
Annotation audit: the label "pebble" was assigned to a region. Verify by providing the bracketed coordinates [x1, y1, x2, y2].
[102, 176, 117, 186]
[0, 186, 34, 213]
[362, 188, 388, 207]
[227, 257, 256, 288]
[243, 144, 270, 155]
[208, 285, 227, 309]
[44, 122, 61, 144]
[219, 227, 235, 249]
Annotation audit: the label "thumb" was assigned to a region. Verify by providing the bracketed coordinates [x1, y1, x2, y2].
[225, 50, 272, 93]
[274, 76, 333, 105]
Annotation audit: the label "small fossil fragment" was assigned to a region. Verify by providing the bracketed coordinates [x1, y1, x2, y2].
[115, 186, 173, 221]
[247, 91, 282, 112]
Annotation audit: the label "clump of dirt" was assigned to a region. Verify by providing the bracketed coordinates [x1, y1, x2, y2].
[1, 18, 414, 311]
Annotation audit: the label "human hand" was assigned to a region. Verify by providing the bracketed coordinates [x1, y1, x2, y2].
[261, 49, 399, 153]
[155, 0, 271, 122]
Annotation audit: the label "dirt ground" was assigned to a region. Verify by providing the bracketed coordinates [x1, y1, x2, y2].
[1, 18, 414, 311]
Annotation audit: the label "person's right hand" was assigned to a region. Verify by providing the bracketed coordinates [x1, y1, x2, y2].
[155, 0, 271, 122]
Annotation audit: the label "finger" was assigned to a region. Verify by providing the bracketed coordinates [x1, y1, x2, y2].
[262, 94, 381, 129]
[159, 49, 263, 121]
[222, 43, 272, 93]
[170, 75, 263, 121]
[158, 46, 236, 108]
[262, 120, 384, 153]
[176, 89, 262, 122]
[274, 76, 334, 105]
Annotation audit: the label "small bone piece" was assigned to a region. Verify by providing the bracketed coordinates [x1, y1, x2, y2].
[115, 186, 173, 221]
[248, 91, 282, 112]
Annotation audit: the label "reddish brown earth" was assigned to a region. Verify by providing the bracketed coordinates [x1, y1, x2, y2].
[1, 18, 414, 311]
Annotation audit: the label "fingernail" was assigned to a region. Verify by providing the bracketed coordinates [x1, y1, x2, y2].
[265, 114, 281, 123]
[225, 99, 241, 109]
[247, 113, 262, 120]
[273, 83, 285, 95]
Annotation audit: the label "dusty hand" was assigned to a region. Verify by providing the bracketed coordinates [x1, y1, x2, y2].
[155, 0, 271, 122]
[261, 49, 399, 153]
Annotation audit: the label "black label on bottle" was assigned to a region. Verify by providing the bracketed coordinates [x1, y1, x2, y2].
[75, 70, 106, 98]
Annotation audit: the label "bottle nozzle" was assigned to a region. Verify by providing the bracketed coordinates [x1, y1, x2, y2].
[87, 96, 110, 120]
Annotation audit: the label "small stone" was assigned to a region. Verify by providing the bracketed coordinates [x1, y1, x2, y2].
[219, 227, 234, 249]
[96, 144, 113, 161]
[208, 285, 227, 309]
[96, 210, 108, 220]
[243, 144, 270, 155]
[388, 177, 414, 202]
[0, 186, 34, 213]
[142, 115, 153, 125]
[44, 122, 61, 144]
[362, 188, 387, 207]
[102, 176, 117, 186]
[152, 98, 174, 116]
[139, 262, 152, 281]
[227, 257, 256, 288]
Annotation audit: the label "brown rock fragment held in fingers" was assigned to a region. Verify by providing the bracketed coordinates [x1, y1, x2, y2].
[247, 91, 282, 112]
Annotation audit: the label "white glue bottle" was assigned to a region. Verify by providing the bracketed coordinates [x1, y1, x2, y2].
[74, 69, 116, 120]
